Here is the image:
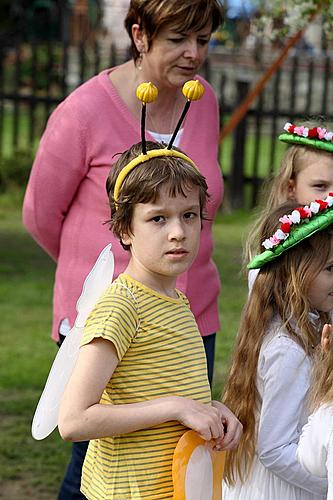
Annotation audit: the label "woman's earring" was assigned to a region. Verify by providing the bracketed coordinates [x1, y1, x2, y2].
[136, 52, 143, 70]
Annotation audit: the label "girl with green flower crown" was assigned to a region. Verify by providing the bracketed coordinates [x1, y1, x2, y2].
[222, 194, 333, 499]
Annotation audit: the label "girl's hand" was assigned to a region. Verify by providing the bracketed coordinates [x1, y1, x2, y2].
[174, 398, 225, 441]
[321, 323, 332, 352]
[211, 400, 243, 451]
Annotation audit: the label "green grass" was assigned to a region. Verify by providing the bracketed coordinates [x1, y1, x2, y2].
[1, 105, 48, 157]
[0, 191, 252, 497]
[0, 191, 71, 499]
[220, 133, 288, 179]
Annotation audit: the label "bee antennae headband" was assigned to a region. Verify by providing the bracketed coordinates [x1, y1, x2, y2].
[113, 80, 205, 205]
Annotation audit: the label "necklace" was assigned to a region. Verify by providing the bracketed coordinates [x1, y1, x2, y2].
[147, 96, 181, 132]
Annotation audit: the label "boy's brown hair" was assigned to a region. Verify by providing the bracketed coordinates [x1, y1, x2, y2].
[124, 0, 224, 62]
[106, 141, 209, 250]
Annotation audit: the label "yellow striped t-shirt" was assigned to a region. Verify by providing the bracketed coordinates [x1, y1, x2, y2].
[80, 273, 211, 500]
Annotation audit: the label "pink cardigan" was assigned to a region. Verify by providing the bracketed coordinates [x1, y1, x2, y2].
[23, 69, 223, 341]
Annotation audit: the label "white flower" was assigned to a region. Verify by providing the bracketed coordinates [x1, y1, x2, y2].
[289, 210, 301, 223]
[284, 122, 292, 131]
[325, 132, 333, 141]
[275, 229, 288, 240]
[325, 195, 333, 207]
[310, 201, 320, 214]
[262, 238, 274, 249]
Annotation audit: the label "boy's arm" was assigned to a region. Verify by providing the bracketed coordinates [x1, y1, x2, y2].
[59, 337, 225, 442]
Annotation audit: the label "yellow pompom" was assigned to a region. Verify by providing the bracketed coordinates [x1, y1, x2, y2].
[182, 80, 205, 101]
[136, 82, 158, 104]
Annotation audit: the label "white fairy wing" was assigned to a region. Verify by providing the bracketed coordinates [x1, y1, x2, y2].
[31, 244, 114, 440]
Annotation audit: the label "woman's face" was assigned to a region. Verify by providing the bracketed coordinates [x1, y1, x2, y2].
[141, 22, 212, 89]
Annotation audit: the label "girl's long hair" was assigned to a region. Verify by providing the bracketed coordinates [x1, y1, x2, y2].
[309, 340, 333, 412]
[223, 201, 332, 485]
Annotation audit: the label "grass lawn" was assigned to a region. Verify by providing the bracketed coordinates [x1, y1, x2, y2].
[0, 191, 252, 498]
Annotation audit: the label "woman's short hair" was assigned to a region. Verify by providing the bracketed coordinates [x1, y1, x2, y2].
[106, 141, 209, 250]
[124, 0, 224, 61]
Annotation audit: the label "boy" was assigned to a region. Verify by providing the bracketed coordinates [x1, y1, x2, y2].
[59, 141, 242, 499]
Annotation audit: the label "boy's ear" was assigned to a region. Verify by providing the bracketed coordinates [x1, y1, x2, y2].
[287, 179, 296, 200]
[121, 232, 132, 247]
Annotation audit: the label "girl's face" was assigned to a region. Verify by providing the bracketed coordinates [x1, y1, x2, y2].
[288, 152, 333, 205]
[308, 236, 333, 313]
[139, 23, 212, 89]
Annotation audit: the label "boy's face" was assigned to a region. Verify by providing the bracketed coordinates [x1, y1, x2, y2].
[121, 183, 201, 291]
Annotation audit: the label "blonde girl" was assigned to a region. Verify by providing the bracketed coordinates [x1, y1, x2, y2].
[247, 122, 333, 290]
[297, 325, 333, 500]
[222, 197, 333, 499]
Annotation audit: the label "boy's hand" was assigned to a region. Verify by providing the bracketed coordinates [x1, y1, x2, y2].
[211, 400, 243, 451]
[321, 323, 332, 352]
[174, 398, 225, 441]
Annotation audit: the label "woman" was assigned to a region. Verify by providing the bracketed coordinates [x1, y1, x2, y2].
[23, 0, 224, 498]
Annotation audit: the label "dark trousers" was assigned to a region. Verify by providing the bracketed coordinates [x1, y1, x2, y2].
[58, 440, 88, 499]
[202, 332, 216, 387]
[57, 333, 216, 499]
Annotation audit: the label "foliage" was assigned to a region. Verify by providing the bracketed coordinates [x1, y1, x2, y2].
[0, 150, 33, 191]
[252, 0, 333, 41]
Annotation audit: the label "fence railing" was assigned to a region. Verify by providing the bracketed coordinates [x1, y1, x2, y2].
[1, 42, 332, 208]
[215, 49, 333, 207]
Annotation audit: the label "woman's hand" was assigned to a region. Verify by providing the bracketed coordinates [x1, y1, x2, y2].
[211, 400, 243, 451]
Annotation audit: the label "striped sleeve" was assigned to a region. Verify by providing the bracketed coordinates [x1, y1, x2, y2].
[81, 284, 139, 361]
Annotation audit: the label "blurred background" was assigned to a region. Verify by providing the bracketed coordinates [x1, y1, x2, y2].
[1, 0, 332, 208]
[0, 1, 332, 498]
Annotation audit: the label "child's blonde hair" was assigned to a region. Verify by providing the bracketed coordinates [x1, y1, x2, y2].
[223, 201, 333, 486]
[246, 135, 333, 262]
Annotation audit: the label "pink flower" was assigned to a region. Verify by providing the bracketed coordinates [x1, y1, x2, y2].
[279, 215, 291, 224]
[294, 126, 308, 137]
[317, 127, 327, 139]
[270, 235, 281, 245]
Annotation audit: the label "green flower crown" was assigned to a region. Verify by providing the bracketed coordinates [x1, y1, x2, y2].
[279, 122, 333, 153]
[248, 195, 333, 269]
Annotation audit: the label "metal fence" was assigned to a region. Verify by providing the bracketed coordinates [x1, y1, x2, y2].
[214, 50, 333, 207]
[0, 41, 332, 207]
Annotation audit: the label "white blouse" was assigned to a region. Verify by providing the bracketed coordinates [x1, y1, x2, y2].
[224, 317, 327, 499]
[298, 404, 333, 500]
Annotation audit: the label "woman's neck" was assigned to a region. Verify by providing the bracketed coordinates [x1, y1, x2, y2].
[109, 61, 186, 134]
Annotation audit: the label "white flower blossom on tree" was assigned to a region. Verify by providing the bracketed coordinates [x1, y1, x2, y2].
[252, 0, 333, 40]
